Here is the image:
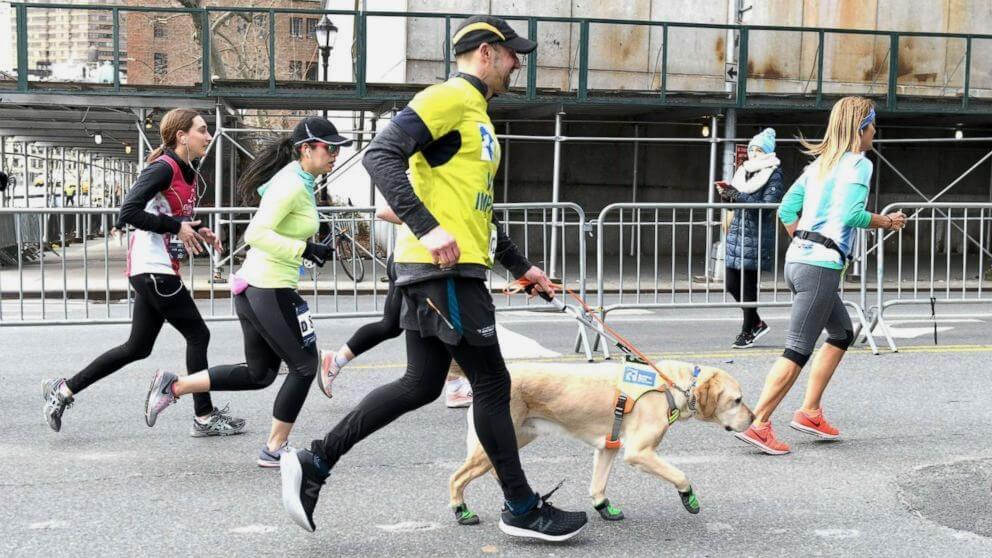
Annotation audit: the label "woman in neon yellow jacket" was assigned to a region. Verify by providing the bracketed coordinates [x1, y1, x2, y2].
[145, 117, 352, 468]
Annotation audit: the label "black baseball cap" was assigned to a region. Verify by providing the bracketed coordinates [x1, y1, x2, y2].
[292, 117, 352, 147]
[452, 15, 537, 55]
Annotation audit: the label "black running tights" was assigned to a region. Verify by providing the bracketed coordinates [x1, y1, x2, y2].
[66, 273, 215, 417]
[207, 287, 318, 423]
[311, 330, 533, 502]
[345, 279, 402, 356]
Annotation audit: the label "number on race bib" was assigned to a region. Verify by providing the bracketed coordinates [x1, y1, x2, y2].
[167, 216, 191, 261]
[167, 235, 188, 261]
[296, 303, 316, 347]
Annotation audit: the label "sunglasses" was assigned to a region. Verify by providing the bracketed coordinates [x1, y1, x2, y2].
[304, 142, 340, 155]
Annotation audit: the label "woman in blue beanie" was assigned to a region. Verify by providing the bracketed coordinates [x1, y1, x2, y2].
[717, 127, 785, 348]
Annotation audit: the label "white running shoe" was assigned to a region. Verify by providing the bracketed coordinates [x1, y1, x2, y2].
[445, 377, 473, 408]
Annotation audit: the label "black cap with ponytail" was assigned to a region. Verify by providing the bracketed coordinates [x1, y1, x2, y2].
[238, 136, 297, 206]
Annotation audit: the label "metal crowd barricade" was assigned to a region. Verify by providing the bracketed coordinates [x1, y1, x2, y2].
[489, 203, 592, 358]
[871, 202, 992, 352]
[0, 206, 398, 325]
[0, 204, 587, 344]
[490, 203, 587, 307]
[593, 202, 878, 357]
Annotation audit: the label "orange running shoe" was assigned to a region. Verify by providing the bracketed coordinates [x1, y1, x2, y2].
[789, 408, 840, 439]
[735, 422, 791, 455]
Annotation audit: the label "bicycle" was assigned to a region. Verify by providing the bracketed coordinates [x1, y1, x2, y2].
[306, 199, 389, 283]
[332, 221, 364, 282]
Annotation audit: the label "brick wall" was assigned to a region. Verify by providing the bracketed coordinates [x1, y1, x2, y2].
[125, 0, 326, 86]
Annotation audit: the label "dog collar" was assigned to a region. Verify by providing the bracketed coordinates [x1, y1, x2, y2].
[683, 366, 701, 412]
[666, 366, 702, 424]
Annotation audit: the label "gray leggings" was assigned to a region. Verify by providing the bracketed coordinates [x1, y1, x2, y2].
[783, 262, 854, 366]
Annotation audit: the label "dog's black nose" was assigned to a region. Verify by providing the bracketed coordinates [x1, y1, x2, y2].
[724, 426, 732, 431]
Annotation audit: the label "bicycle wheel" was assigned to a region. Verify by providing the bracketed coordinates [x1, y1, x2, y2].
[336, 234, 365, 282]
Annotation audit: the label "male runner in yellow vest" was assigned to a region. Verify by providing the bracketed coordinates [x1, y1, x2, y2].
[281, 15, 587, 541]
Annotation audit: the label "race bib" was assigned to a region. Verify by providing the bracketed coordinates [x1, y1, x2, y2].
[296, 302, 316, 347]
[488, 223, 498, 264]
[167, 217, 190, 261]
[167, 236, 188, 261]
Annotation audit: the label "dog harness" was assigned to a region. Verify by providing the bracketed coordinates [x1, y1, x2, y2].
[605, 361, 701, 449]
[501, 278, 700, 450]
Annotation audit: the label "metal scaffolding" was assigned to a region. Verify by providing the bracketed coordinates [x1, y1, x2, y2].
[5, 103, 992, 258]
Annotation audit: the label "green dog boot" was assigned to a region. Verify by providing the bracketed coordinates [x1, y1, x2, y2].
[594, 498, 625, 521]
[453, 503, 480, 525]
[679, 485, 700, 514]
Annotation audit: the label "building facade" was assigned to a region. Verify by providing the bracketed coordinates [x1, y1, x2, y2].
[9, 0, 127, 82]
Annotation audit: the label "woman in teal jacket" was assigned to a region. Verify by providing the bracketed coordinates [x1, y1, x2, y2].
[735, 97, 906, 455]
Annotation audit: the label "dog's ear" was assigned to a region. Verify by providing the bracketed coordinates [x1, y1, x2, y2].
[695, 374, 722, 419]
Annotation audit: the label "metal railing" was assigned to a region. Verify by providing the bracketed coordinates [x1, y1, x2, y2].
[871, 202, 992, 352]
[16, 200, 992, 360]
[0, 203, 587, 328]
[593, 202, 879, 355]
[8, 3, 992, 112]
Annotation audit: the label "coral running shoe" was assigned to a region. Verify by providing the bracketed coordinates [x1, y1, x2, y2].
[735, 422, 791, 455]
[789, 408, 840, 439]
[317, 350, 341, 399]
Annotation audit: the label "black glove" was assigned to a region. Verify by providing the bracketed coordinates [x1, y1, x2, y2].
[718, 185, 740, 202]
[302, 241, 333, 267]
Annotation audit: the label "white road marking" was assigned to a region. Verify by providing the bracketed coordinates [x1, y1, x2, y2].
[814, 528, 860, 539]
[495, 324, 561, 359]
[375, 521, 442, 533]
[500, 308, 654, 318]
[75, 452, 125, 461]
[873, 325, 954, 339]
[28, 520, 69, 530]
[228, 525, 278, 534]
[887, 319, 981, 324]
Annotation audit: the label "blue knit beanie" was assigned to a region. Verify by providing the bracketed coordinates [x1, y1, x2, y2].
[748, 127, 776, 154]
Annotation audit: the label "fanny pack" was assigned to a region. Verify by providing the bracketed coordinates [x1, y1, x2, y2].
[794, 230, 849, 264]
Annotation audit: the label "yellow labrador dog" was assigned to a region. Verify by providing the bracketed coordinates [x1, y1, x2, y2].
[448, 359, 754, 524]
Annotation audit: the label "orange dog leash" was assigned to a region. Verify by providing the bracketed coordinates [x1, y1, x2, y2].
[503, 278, 676, 388]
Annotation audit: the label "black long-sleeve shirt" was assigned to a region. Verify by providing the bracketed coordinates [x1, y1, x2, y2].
[117, 149, 197, 234]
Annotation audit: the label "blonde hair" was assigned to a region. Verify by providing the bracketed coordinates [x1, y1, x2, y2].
[799, 96, 874, 180]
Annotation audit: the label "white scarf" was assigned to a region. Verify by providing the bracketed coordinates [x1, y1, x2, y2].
[731, 154, 781, 194]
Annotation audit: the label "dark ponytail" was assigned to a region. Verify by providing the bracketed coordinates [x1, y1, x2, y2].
[238, 136, 298, 206]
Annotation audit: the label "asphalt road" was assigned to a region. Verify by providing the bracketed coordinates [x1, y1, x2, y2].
[2, 305, 990, 557]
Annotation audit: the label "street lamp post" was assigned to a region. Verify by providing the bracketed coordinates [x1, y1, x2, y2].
[314, 15, 339, 119]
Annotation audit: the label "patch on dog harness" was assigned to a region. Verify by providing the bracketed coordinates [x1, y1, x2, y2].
[618, 359, 665, 400]
[605, 357, 686, 449]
